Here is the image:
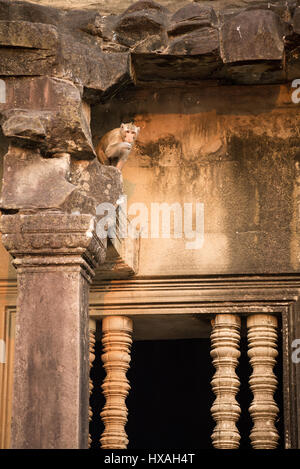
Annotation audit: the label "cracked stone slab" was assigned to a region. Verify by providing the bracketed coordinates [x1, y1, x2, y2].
[0, 20, 59, 76]
[0, 77, 95, 158]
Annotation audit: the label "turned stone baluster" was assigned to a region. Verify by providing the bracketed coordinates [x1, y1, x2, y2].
[88, 319, 96, 448]
[100, 316, 133, 449]
[210, 314, 241, 449]
[247, 314, 279, 449]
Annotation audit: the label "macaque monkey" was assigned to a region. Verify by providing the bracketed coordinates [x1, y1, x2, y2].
[96, 122, 140, 170]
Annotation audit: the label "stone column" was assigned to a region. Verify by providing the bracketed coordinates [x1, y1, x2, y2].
[0, 212, 105, 449]
[100, 316, 133, 449]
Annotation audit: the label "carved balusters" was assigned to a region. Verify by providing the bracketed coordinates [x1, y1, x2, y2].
[210, 314, 241, 449]
[100, 316, 133, 449]
[247, 314, 279, 449]
[88, 319, 96, 448]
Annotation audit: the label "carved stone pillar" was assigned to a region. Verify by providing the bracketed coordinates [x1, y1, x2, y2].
[100, 316, 133, 449]
[247, 314, 279, 449]
[0, 213, 105, 449]
[88, 318, 96, 448]
[210, 314, 241, 449]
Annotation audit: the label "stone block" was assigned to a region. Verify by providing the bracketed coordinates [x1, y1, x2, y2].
[0, 147, 75, 211]
[70, 158, 123, 207]
[115, 0, 168, 49]
[220, 9, 285, 63]
[0, 77, 95, 158]
[168, 4, 217, 37]
[293, 6, 300, 34]
[60, 36, 131, 100]
[0, 2, 132, 101]
[167, 27, 219, 56]
[1, 109, 49, 143]
[0, 20, 59, 76]
[0, 0, 61, 26]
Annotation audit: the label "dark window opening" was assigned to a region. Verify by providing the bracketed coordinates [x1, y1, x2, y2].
[90, 334, 284, 449]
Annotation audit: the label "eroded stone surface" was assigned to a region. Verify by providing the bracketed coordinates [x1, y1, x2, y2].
[167, 27, 219, 56]
[115, 0, 168, 49]
[0, 1, 132, 99]
[0, 0, 298, 91]
[220, 10, 286, 63]
[168, 4, 217, 37]
[293, 6, 300, 34]
[0, 145, 124, 214]
[13, 0, 299, 17]
[0, 19, 58, 48]
[0, 77, 95, 158]
[70, 158, 123, 207]
[92, 84, 300, 277]
[0, 147, 76, 210]
[1, 110, 48, 143]
[0, 19, 59, 76]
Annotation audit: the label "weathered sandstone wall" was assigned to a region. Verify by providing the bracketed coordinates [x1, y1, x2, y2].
[93, 84, 300, 276]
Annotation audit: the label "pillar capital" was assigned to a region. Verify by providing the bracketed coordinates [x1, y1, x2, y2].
[0, 212, 106, 282]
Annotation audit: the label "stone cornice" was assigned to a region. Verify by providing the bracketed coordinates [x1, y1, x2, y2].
[1, 0, 299, 159]
[0, 0, 299, 97]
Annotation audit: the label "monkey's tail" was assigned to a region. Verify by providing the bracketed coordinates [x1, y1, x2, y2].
[95, 143, 109, 165]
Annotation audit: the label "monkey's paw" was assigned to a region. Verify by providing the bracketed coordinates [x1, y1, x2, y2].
[121, 142, 132, 150]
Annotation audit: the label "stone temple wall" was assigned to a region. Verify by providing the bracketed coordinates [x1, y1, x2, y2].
[92, 83, 300, 276]
[1, 0, 300, 278]
[1, 0, 300, 451]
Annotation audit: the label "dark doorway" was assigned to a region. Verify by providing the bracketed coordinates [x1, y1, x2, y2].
[90, 336, 284, 449]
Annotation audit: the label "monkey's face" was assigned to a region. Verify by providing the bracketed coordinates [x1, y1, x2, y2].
[124, 129, 137, 144]
[121, 123, 140, 144]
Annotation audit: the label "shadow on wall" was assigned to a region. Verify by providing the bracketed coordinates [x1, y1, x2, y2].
[91, 84, 282, 144]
